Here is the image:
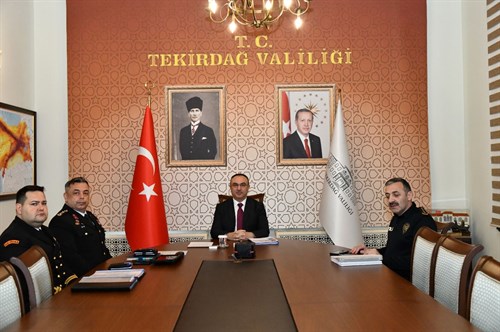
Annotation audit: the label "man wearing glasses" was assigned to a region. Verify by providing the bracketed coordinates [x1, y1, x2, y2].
[210, 173, 269, 240]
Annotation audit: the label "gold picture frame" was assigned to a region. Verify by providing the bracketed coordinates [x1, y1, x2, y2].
[277, 84, 336, 166]
[166, 86, 226, 167]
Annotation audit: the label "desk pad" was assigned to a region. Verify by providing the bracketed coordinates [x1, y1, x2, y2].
[174, 259, 297, 332]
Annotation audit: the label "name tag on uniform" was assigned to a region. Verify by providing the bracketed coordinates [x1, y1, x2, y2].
[388, 227, 394, 232]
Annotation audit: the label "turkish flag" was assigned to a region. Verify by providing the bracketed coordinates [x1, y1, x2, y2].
[125, 106, 169, 250]
[282, 91, 291, 138]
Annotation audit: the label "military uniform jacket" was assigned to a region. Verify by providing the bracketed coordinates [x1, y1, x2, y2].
[49, 204, 111, 277]
[378, 202, 437, 281]
[179, 122, 217, 160]
[0, 216, 77, 291]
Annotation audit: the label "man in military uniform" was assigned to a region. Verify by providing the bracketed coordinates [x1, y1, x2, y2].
[0, 185, 77, 293]
[49, 177, 111, 277]
[179, 96, 217, 160]
[351, 178, 436, 280]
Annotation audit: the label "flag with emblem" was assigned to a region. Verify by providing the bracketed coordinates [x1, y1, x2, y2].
[282, 91, 291, 138]
[125, 105, 169, 250]
[319, 97, 363, 248]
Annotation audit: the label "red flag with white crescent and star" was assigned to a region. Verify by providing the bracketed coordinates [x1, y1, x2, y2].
[282, 91, 291, 138]
[125, 105, 169, 250]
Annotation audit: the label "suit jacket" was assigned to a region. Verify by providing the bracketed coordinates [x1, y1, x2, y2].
[210, 197, 269, 239]
[0, 217, 77, 291]
[49, 204, 112, 277]
[283, 131, 322, 158]
[179, 122, 217, 160]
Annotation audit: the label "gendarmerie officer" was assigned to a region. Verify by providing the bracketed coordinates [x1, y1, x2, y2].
[49, 177, 111, 277]
[350, 178, 436, 280]
[0, 185, 77, 294]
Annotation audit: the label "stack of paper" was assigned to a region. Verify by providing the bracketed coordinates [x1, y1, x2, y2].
[249, 237, 279, 245]
[80, 269, 145, 283]
[331, 254, 383, 266]
[187, 242, 213, 248]
[72, 269, 145, 291]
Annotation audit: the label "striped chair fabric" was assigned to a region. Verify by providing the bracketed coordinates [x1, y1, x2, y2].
[0, 261, 24, 329]
[10, 245, 53, 309]
[431, 236, 483, 317]
[467, 256, 500, 332]
[411, 226, 443, 294]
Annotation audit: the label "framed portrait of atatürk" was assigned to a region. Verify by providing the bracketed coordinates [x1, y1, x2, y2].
[166, 86, 226, 167]
[277, 84, 336, 166]
[0, 102, 36, 200]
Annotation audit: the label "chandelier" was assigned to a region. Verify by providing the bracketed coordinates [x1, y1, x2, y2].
[207, 0, 311, 33]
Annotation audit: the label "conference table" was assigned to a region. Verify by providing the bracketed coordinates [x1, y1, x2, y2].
[5, 239, 478, 331]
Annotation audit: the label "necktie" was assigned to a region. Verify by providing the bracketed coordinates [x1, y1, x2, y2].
[237, 203, 244, 230]
[191, 125, 196, 135]
[304, 138, 311, 158]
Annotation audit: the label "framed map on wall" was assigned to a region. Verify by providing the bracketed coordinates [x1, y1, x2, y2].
[0, 102, 36, 200]
[166, 86, 226, 167]
[277, 84, 336, 166]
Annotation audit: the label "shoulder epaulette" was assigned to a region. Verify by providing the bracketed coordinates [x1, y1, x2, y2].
[420, 207, 429, 215]
[56, 209, 69, 217]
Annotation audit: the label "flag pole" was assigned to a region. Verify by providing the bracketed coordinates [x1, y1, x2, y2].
[337, 88, 342, 115]
[144, 81, 156, 108]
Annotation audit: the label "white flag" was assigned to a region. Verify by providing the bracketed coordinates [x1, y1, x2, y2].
[319, 98, 363, 248]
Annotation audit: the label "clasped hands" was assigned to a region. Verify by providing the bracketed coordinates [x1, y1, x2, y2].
[227, 230, 254, 241]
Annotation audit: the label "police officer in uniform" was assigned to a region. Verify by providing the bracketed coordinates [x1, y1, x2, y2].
[179, 96, 217, 160]
[0, 185, 77, 294]
[49, 177, 111, 277]
[351, 178, 436, 280]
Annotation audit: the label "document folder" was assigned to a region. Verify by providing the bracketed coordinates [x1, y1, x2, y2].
[331, 254, 383, 267]
[72, 278, 139, 292]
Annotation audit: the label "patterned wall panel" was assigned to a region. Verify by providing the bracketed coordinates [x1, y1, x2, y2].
[67, 0, 430, 233]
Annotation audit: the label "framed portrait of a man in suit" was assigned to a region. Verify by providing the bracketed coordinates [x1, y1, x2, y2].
[277, 84, 336, 166]
[166, 86, 226, 167]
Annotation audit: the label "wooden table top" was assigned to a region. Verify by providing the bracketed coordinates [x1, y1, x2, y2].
[4, 239, 478, 331]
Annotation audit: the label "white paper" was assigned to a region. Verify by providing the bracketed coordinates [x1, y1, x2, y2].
[187, 242, 214, 248]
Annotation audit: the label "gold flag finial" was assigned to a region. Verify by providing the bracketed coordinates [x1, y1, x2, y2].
[144, 81, 156, 107]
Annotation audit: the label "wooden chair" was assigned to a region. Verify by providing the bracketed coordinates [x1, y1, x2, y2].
[435, 221, 453, 234]
[218, 193, 265, 204]
[431, 236, 483, 317]
[466, 256, 500, 331]
[411, 226, 444, 294]
[0, 261, 25, 329]
[10, 245, 54, 310]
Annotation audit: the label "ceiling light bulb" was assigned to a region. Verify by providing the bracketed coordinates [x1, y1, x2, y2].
[265, 0, 273, 11]
[209, 0, 218, 14]
[229, 19, 237, 33]
[294, 16, 303, 29]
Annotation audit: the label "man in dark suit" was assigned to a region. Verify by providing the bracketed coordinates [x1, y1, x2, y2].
[0, 185, 77, 293]
[210, 173, 269, 241]
[49, 177, 111, 277]
[283, 108, 322, 158]
[179, 96, 217, 160]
